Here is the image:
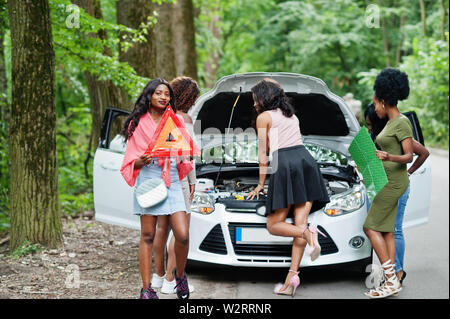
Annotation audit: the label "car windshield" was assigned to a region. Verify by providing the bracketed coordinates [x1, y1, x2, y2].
[200, 140, 348, 166]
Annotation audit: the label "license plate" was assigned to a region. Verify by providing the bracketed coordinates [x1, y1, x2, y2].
[235, 227, 293, 245]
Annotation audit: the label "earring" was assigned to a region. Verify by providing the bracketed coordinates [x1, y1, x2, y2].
[382, 103, 385, 109]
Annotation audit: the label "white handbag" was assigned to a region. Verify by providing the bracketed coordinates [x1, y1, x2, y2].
[135, 178, 168, 208]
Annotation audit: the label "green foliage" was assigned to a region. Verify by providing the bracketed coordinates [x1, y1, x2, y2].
[357, 68, 380, 108]
[399, 35, 449, 148]
[357, 35, 449, 149]
[0, 0, 448, 230]
[0, 0, 8, 31]
[50, 0, 166, 217]
[195, 0, 449, 147]
[194, 0, 275, 87]
[56, 103, 94, 216]
[0, 206, 9, 232]
[50, 0, 151, 100]
[0, 2, 10, 230]
[256, 0, 382, 96]
[10, 241, 41, 259]
[0, 0, 180, 229]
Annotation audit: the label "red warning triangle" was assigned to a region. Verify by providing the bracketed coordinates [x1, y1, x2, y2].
[144, 105, 200, 157]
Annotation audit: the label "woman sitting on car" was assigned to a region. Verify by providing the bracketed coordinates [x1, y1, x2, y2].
[247, 78, 330, 296]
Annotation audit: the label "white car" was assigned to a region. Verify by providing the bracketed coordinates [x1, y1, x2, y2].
[93, 72, 431, 270]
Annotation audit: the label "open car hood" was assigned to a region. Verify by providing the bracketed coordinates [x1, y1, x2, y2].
[190, 72, 360, 157]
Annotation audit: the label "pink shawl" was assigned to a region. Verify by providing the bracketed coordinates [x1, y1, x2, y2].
[120, 111, 194, 187]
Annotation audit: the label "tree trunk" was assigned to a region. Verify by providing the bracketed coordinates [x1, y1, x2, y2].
[117, 0, 157, 79]
[155, 2, 177, 81]
[379, 0, 391, 67]
[172, 0, 198, 81]
[395, 14, 405, 66]
[203, 7, 221, 88]
[8, 0, 62, 250]
[0, 30, 7, 123]
[419, 0, 427, 37]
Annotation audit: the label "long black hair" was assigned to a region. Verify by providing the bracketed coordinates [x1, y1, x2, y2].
[251, 78, 295, 117]
[121, 78, 175, 142]
[365, 103, 388, 137]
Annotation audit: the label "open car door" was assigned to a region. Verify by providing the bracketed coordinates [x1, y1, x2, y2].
[403, 111, 432, 228]
[93, 108, 140, 230]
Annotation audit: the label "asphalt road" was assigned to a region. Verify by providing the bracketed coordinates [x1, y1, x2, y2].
[184, 149, 449, 299]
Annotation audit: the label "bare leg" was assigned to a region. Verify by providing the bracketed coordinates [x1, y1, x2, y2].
[364, 229, 401, 296]
[153, 215, 170, 277]
[363, 227, 390, 264]
[166, 213, 191, 281]
[280, 202, 312, 291]
[266, 205, 314, 247]
[383, 232, 396, 265]
[168, 211, 189, 279]
[139, 215, 158, 290]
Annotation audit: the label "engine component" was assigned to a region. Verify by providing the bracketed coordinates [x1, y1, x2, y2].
[196, 178, 215, 192]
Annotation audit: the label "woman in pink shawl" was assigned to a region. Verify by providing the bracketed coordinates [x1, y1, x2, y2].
[120, 78, 193, 300]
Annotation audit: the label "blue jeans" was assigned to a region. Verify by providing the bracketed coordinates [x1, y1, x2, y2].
[394, 184, 410, 272]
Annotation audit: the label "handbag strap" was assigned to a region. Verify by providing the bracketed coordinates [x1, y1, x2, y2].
[163, 157, 169, 174]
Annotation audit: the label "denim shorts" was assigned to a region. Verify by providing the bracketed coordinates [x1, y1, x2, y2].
[133, 157, 187, 216]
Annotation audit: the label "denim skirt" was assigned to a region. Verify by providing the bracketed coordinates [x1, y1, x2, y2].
[133, 157, 187, 216]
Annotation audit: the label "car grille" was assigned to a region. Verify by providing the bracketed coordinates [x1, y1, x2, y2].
[228, 223, 338, 257]
[199, 224, 228, 255]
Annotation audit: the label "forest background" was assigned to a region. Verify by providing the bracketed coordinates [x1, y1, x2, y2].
[0, 0, 448, 249]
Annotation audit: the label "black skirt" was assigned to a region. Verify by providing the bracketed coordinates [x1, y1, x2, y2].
[265, 145, 330, 216]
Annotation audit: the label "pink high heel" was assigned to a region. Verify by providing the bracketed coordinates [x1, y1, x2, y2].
[274, 270, 300, 297]
[305, 225, 327, 262]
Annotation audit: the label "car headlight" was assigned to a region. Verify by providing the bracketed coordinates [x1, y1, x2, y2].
[323, 185, 365, 217]
[191, 192, 215, 215]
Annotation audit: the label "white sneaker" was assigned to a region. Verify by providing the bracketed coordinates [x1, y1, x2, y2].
[151, 273, 165, 288]
[160, 278, 195, 294]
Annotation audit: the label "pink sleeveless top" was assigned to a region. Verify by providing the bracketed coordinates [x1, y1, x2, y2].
[266, 108, 303, 152]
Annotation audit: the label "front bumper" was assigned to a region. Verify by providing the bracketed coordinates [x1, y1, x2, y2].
[188, 201, 372, 268]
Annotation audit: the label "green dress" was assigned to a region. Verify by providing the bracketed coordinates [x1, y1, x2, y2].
[363, 114, 413, 232]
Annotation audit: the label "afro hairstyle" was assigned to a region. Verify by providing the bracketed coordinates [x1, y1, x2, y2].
[373, 68, 410, 106]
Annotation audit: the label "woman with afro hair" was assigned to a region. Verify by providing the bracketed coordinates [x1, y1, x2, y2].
[363, 68, 414, 298]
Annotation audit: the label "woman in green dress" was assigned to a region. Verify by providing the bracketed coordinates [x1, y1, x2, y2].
[363, 68, 414, 298]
